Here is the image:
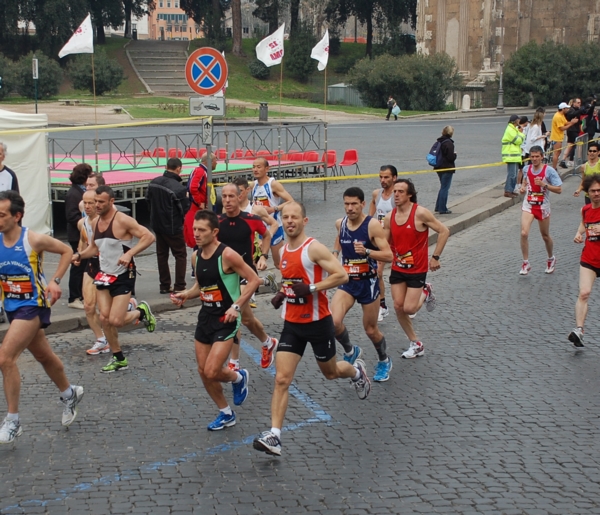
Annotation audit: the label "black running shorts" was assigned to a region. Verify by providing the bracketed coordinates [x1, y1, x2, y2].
[277, 315, 336, 362]
[581, 261, 600, 277]
[194, 309, 241, 344]
[389, 270, 427, 289]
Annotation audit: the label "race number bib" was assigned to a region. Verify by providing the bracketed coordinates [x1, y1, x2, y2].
[93, 271, 118, 287]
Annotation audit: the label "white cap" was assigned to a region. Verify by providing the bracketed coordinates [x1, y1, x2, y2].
[558, 102, 569, 109]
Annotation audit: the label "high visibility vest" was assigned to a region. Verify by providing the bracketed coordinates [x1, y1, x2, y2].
[501, 124, 525, 163]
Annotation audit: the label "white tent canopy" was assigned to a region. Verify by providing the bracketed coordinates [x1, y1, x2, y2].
[0, 109, 50, 234]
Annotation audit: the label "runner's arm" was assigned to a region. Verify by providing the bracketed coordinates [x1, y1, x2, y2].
[269, 181, 294, 215]
[75, 218, 99, 261]
[383, 212, 392, 243]
[252, 204, 279, 236]
[574, 209, 586, 243]
[332, 219, 342, 256]
[368, 189, 378, 216]
[367, 218, 393, 263]
[418, 207, 450, 271]
[118, 215, 156, 265]
[172, 251, 200, 304]
[308, 240, 349, 290]
[223, 247, 262, 322]
[29, 232, 73, 305]
[77, 218, 87, 253]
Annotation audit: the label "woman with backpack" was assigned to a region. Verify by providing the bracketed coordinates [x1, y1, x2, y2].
[433, 126, 457, 215]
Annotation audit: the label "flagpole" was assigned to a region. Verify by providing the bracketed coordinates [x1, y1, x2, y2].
[91, 52, 99, 174]
[324, 66, 327, 123]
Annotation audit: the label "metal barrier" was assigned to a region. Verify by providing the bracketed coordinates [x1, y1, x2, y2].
[572, 133, 589, 176]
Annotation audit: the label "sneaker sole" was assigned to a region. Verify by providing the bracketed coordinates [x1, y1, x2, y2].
[261, 340, 277, 368]
[86, 347, 110, 356]
[373, 360, 393, 382]
[62, 389, 84, 427]
[207, 419, 237, 431]
[0, 425, 23, 444]
[568, 332, 584, 348]
[101, 365, 129, 373]
[253, 439, 281, 456]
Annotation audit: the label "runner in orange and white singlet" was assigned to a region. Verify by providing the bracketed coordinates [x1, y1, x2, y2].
[369, 165, 397, 322]
[253, 201, 371, 457]
[383, 179, 449, 359]
[569, 173, 600, 348]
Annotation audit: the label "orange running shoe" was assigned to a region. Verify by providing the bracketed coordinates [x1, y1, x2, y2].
[261, 338, 278, 368]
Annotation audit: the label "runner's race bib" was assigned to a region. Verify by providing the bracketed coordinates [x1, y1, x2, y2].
[394, 251, 415, 269]
[93, 271, 118, 287]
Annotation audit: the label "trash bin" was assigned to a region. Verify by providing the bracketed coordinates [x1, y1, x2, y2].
[132, 29, 138, 40]
[259, 102, 268, 122]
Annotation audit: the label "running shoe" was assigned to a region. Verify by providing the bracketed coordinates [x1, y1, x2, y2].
[228, 361, 240, 371]
[264, 272, 279, 293]
[137, 301, 156, 332]
[545, 256, 556, 274]
[86, 338, 110, 355]
[373, 357, 393, 382]
[519, 261, 531, 275]
[261, 338, 278, 368]
[378, 306, 389, 322]
[249, 293, 257, 309]
[343, 345, 362, 365]
[0, 417, 22, 444]
[402, 341, 425, 359]
[101, 356, 129, 373]
[232, 369, 249, 406]
[568, 327, 585, 348]
[253, 430, 282, 456]
[207, 411, 236, 431]
[424, 283, 436, 312]
[61, 385, 84, 427]
[352, 359, 371, 400]
[128, 298, 138, 312]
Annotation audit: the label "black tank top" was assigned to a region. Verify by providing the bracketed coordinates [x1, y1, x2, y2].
[195, 243, 240, 316]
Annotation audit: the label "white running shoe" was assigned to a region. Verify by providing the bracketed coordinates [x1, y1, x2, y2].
[519, 261, 531, 275]
[61, 385, 84, 426]
[86, 338, 110, 355]
[402, 341, 425, 359]
[568, 327, 584, 348]
[424, 283, 436, 312]
[0, 417, 22, 444]
[128, 298, 138, 311]
[378, 306, 389, 322]
[545, 256, 556, 274]
[263, 272, 279, 293]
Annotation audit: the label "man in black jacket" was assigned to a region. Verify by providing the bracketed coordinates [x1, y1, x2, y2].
[562, 98, 588, 168]
[146, 158, 190, 293]
[65, 163, 92, 309]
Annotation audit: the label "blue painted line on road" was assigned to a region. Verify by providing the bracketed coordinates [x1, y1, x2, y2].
[0, 339, 332, 513]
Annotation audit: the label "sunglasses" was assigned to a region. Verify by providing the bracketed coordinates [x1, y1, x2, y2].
[589, 150, 598, 153]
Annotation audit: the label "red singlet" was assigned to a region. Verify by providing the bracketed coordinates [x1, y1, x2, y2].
[581, 203, 600, 268]
[390, 203, 429, 274]
[280, 237, 331, 323]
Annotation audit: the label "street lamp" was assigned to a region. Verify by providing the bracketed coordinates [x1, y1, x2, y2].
[496, 9, 505, 113]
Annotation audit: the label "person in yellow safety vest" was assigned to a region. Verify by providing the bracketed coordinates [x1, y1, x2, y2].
[502, 114, 525, 198]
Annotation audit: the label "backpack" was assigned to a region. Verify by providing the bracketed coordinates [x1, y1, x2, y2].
[426, 140, 443, 167]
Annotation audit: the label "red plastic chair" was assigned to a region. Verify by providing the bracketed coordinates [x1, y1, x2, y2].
[320, 150, 338, 176]
[287, 152, 304, 162]
[302, 151, 319, 162]
[339, 149, 361, 175]
[152, 147, 166, 158]
[231, 149, 245, 158]
[244, 150, 256, 158]
[198, 148, 207, 158]
[140, 149, 152, 157]
[168, 148, 183, 158]
[184, 148, 198, 159]
[216, 148, 228, 160]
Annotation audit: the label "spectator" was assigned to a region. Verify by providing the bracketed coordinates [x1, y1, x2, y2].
[183, 152, 216, 248]
[0, 142, 19, 192]
[523, 110, 547, 172]
[562, 98, 588, 168]
[517, 116, 530, 188]
[551, 102, 577, 170]
[582, 97, 598, 144]
[65, 163, 92, 309]
[146, 157, 190, 294]
[501, 114, 525, 198]
[385, 96, 397, 121]
[433, 125, 456, 214]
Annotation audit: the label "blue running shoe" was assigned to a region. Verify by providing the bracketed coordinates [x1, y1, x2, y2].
[343, 345, 362, 365]
[373, 357, 393, 382]
[232, 369, 249, 406]
[207, 411, 236, 431]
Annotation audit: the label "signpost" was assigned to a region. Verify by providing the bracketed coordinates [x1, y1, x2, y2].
[32, 56, 39, 114]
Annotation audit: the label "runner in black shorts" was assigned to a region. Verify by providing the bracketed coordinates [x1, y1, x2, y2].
[389, 270, 427, 289]
[172, 210, 261, 431]
[278, 316, 337, 362]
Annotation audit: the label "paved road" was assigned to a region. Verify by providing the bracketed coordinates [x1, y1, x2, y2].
[2, 174, 600, 514]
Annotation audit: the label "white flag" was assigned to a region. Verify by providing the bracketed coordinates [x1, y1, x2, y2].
[58, 14, 94, 58]
[311, 30, 329, 71]
[255, 23, 285, 67]
[215, 51, 228, 97]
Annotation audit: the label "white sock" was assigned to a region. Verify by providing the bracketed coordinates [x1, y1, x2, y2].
[271, 427, 281, 439]
[6, 412, 18, 422]
[233, 372, 243, 384]
[523, 259, 529, 263]
[220, 406, 233, 416]
[262, 336, 272, 347]
[97, 336, 106, 343]
[352, 368, 361, 381]
[60, 386, 73, 399]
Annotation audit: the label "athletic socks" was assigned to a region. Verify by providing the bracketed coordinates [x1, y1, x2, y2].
[262, 336, 272, 348]
[271, 427, 281, 439]
[233, 372, 243, 384]
[373, 336, 388, 361]
[220, 406, 233, 416]
[114, 351, 125, 362]
[6, 412, 18, 422]
[335, 327, 353, 354]
[229, 359, 240, 369]
[60, 386, 73, 400]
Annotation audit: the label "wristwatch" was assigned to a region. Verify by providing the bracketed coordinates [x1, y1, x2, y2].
[53, 277, 61, 284]
[232, 304, 241, 312]
[309, 284, 317, 293]
[432, 255, 440, 261]
[365, 248, 371, 256]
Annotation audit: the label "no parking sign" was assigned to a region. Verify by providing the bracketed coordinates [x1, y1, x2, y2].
[185, 47, 228, 96]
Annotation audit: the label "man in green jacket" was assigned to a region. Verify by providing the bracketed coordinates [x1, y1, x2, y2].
[502, 114, 525, 198]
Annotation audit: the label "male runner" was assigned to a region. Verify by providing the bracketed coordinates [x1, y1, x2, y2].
[171, 210, 260, 430]
[74, 186, 156, 372]
[252, 157, 294, 268]
[332, 187, 393, 381]
[0, 191, 84, 444]
[518, 145, 562, 276]
[569, 173, 600, 347]
[253, 202, 371, 456]
[574, 142, 600, 205]
[383, 179, 449, 359]
[218, 183, 278, 369]
[369, 165, 397, 321]
[233, 176, 279, 236]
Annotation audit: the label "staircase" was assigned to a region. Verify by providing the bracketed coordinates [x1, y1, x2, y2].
[127, 40, 193, 95]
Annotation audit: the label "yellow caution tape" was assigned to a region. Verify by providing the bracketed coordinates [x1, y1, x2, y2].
[208, 182, 217, 205]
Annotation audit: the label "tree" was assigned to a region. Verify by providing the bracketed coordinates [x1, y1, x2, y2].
[252, 0, 279, 34]
[286, 22, 316, 82]
[180, 0, 226, 47]
[69, 49, 124, 95]
[0, 55, 15, 100]
[231, 0, 243, 56]
[89, 0, 124, 45]
[124, 0, 156, 39]
[14, 52, 63, 99]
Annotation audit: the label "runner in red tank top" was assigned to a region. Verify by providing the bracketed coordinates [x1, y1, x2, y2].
[569, 173, 600, 348]
[253, 201, 371, 457]
[383, 179, 449, 359]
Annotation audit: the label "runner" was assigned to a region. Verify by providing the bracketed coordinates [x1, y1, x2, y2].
[252, 157, 294, 269]
[218, 183, 278, 370]
[573, 142, 600, 205]
[0, 191, 84, 444]
[569, 173, 600, 348]
[171, 210, 260, 430]
[369, 165, 397, 322]
[332, 187, 393, 381]
[74, 186, 156, 372]
[383, 179, 449, 359]
[518, 145, 563, 276]
[253, 201, 371, 456]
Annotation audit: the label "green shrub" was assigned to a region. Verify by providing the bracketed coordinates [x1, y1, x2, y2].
[286, 23, 317, 82]
[0, 55, 15, 100]
[14, 52, 62, 99]
[69, 50, 124, 95]
[248, 59, 270, 80]
[332, 55, 357, 74]
[347, 52, 463, 110]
